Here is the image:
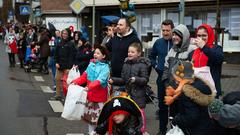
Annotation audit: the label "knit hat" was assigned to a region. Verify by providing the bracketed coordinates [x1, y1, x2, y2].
[172, 61, 194, 79]
[208, 99, 224, 116]
[173, 29, 183, 39]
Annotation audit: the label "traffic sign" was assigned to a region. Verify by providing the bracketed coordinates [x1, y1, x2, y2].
[20, 5, 30, 15]
[70, 0, 86, 14]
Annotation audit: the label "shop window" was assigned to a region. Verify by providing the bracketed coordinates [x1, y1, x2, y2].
[137, 12, 161, 37]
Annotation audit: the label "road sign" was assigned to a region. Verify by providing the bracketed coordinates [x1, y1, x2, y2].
[8, 10, 14, 21]
[70, 0, 86, 14]
[20, 5, 30, 15]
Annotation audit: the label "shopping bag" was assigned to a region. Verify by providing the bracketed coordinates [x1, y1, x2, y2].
[166, 125, 185, 135]
[67, 66, 80, 85]
[61, 84, 87, 120]
[194, 66, 216, 93]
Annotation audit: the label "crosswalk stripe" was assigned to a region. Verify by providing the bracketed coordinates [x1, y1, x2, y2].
[40, 86, 54, 93]
[34, 76, 45, 82]
[48, 100, 64, 112]
[66, 133, 84, 135]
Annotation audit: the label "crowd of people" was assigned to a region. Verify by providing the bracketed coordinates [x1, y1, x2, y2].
[1, 17, 239, 135]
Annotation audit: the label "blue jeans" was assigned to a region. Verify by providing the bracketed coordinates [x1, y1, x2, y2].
[49, 56, 56, 86]
[156, 70, 168, 133]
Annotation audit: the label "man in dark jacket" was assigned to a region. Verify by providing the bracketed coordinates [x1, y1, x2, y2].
[51, 29, 76, 100]
[106, 18, 141, 78]
[148, 19, 174, 135]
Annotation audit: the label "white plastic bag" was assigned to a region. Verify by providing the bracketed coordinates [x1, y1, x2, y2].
[166, 125, 185, 135]
[194, 66, 217, 93]
[67, 66, 80, 85]
[61, 84, 87, 120]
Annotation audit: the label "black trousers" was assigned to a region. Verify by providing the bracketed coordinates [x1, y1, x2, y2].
[8, 53, 16, 67]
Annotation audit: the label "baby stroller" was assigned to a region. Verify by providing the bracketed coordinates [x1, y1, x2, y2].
[24, 47, 41, 72]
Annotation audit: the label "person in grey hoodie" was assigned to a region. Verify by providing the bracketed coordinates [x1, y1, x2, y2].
[161, 24, 196, 119]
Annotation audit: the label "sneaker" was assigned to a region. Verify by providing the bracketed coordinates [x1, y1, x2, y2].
[50, 95, 62, 101]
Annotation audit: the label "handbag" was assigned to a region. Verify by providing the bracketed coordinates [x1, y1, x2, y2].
[166, 125, 185, 135]
[67, 66, 81, 85]
[61, 84, 87, 120]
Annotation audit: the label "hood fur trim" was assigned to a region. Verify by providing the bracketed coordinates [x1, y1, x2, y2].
[183, 84, 216, 106]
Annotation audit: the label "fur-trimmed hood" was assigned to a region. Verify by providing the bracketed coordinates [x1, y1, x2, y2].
[183, 79, 216, 106]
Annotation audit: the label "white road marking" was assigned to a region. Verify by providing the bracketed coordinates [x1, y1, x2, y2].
[34, 76, 44, 82]
[40, 86, 54, 93]
[48, 100, 64, 112]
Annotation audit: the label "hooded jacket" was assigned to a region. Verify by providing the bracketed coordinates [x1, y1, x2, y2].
[162, 24, 196, 86]
[111, 57, 150, 108]
[191, 24, 224, 97]
[172, 78, 216, 135]
[106, 28, 141, 78]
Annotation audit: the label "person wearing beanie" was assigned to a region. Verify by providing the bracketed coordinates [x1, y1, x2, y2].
[94, 96, 143, 135]
[165, 61, 216, 135]
[208, 92, 240, 135]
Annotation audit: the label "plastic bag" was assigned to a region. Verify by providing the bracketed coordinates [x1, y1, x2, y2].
[67, 66, 80, 85]
[61, 84, 87, 120]
[166, 125, 185, 135]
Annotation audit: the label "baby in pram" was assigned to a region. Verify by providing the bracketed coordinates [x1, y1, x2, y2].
[24, 47, 40, 72]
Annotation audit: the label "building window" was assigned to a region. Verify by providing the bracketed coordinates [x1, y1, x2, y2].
[137, 12, 161, 37]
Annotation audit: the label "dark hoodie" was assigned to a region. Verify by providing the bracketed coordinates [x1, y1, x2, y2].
[191, 24, 224, 97]
[106, 28, 141, 78]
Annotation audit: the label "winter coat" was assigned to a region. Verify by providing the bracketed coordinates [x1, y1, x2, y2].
[111, 57, 150, 108]
[4, 32, 18, 54]
[191, 24, 224, 97]
[74, 43, 93, 74]
[172, 78, 216, 135]
[72, 59, 110, 102]
[17, 38, 27, 59]
[162, 24, 196, 87]
[38, 32, 50, 58]
[55, 40, 76, 70]
[95, 115, 143, 135]
[148, 38, 173, 72]
[106, 28, 141, 78]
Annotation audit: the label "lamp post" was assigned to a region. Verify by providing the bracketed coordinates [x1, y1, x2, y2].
[179, 0, 185, 24]
[92, 0, 95, 44]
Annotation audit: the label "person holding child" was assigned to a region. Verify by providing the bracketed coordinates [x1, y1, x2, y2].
[72, 45, 110, 135]
[109, 42, 151, 134]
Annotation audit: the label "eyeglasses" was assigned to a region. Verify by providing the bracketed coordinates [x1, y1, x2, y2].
[197, 34, 208, 38]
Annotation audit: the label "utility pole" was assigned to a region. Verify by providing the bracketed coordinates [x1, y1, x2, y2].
[92, 0, 95, 44]
[215, 0, 220, 45]
[179, 0, 185, 24]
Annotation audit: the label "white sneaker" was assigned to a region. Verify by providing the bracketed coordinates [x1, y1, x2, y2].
[143, 132, 150, 135]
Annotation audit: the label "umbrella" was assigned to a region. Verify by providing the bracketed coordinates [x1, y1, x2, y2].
[48, 22, 56, 37]
[101, 15, 120, 26]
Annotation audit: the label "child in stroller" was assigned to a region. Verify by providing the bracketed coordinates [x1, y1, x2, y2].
[24, 46, 41, 72]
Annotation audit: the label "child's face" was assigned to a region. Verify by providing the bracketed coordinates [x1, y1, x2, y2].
[128, 46, 141, 60]
[113, 114, 126, 124]
[94, 48, 105, 61]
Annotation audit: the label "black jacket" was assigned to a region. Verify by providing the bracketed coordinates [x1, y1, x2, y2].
[172, 78, 216, 135]
[55, 40, 76, 70]
[106, 29, 140, 78]
[74, 43, 93, 74]
[112, 57, 150, 108]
